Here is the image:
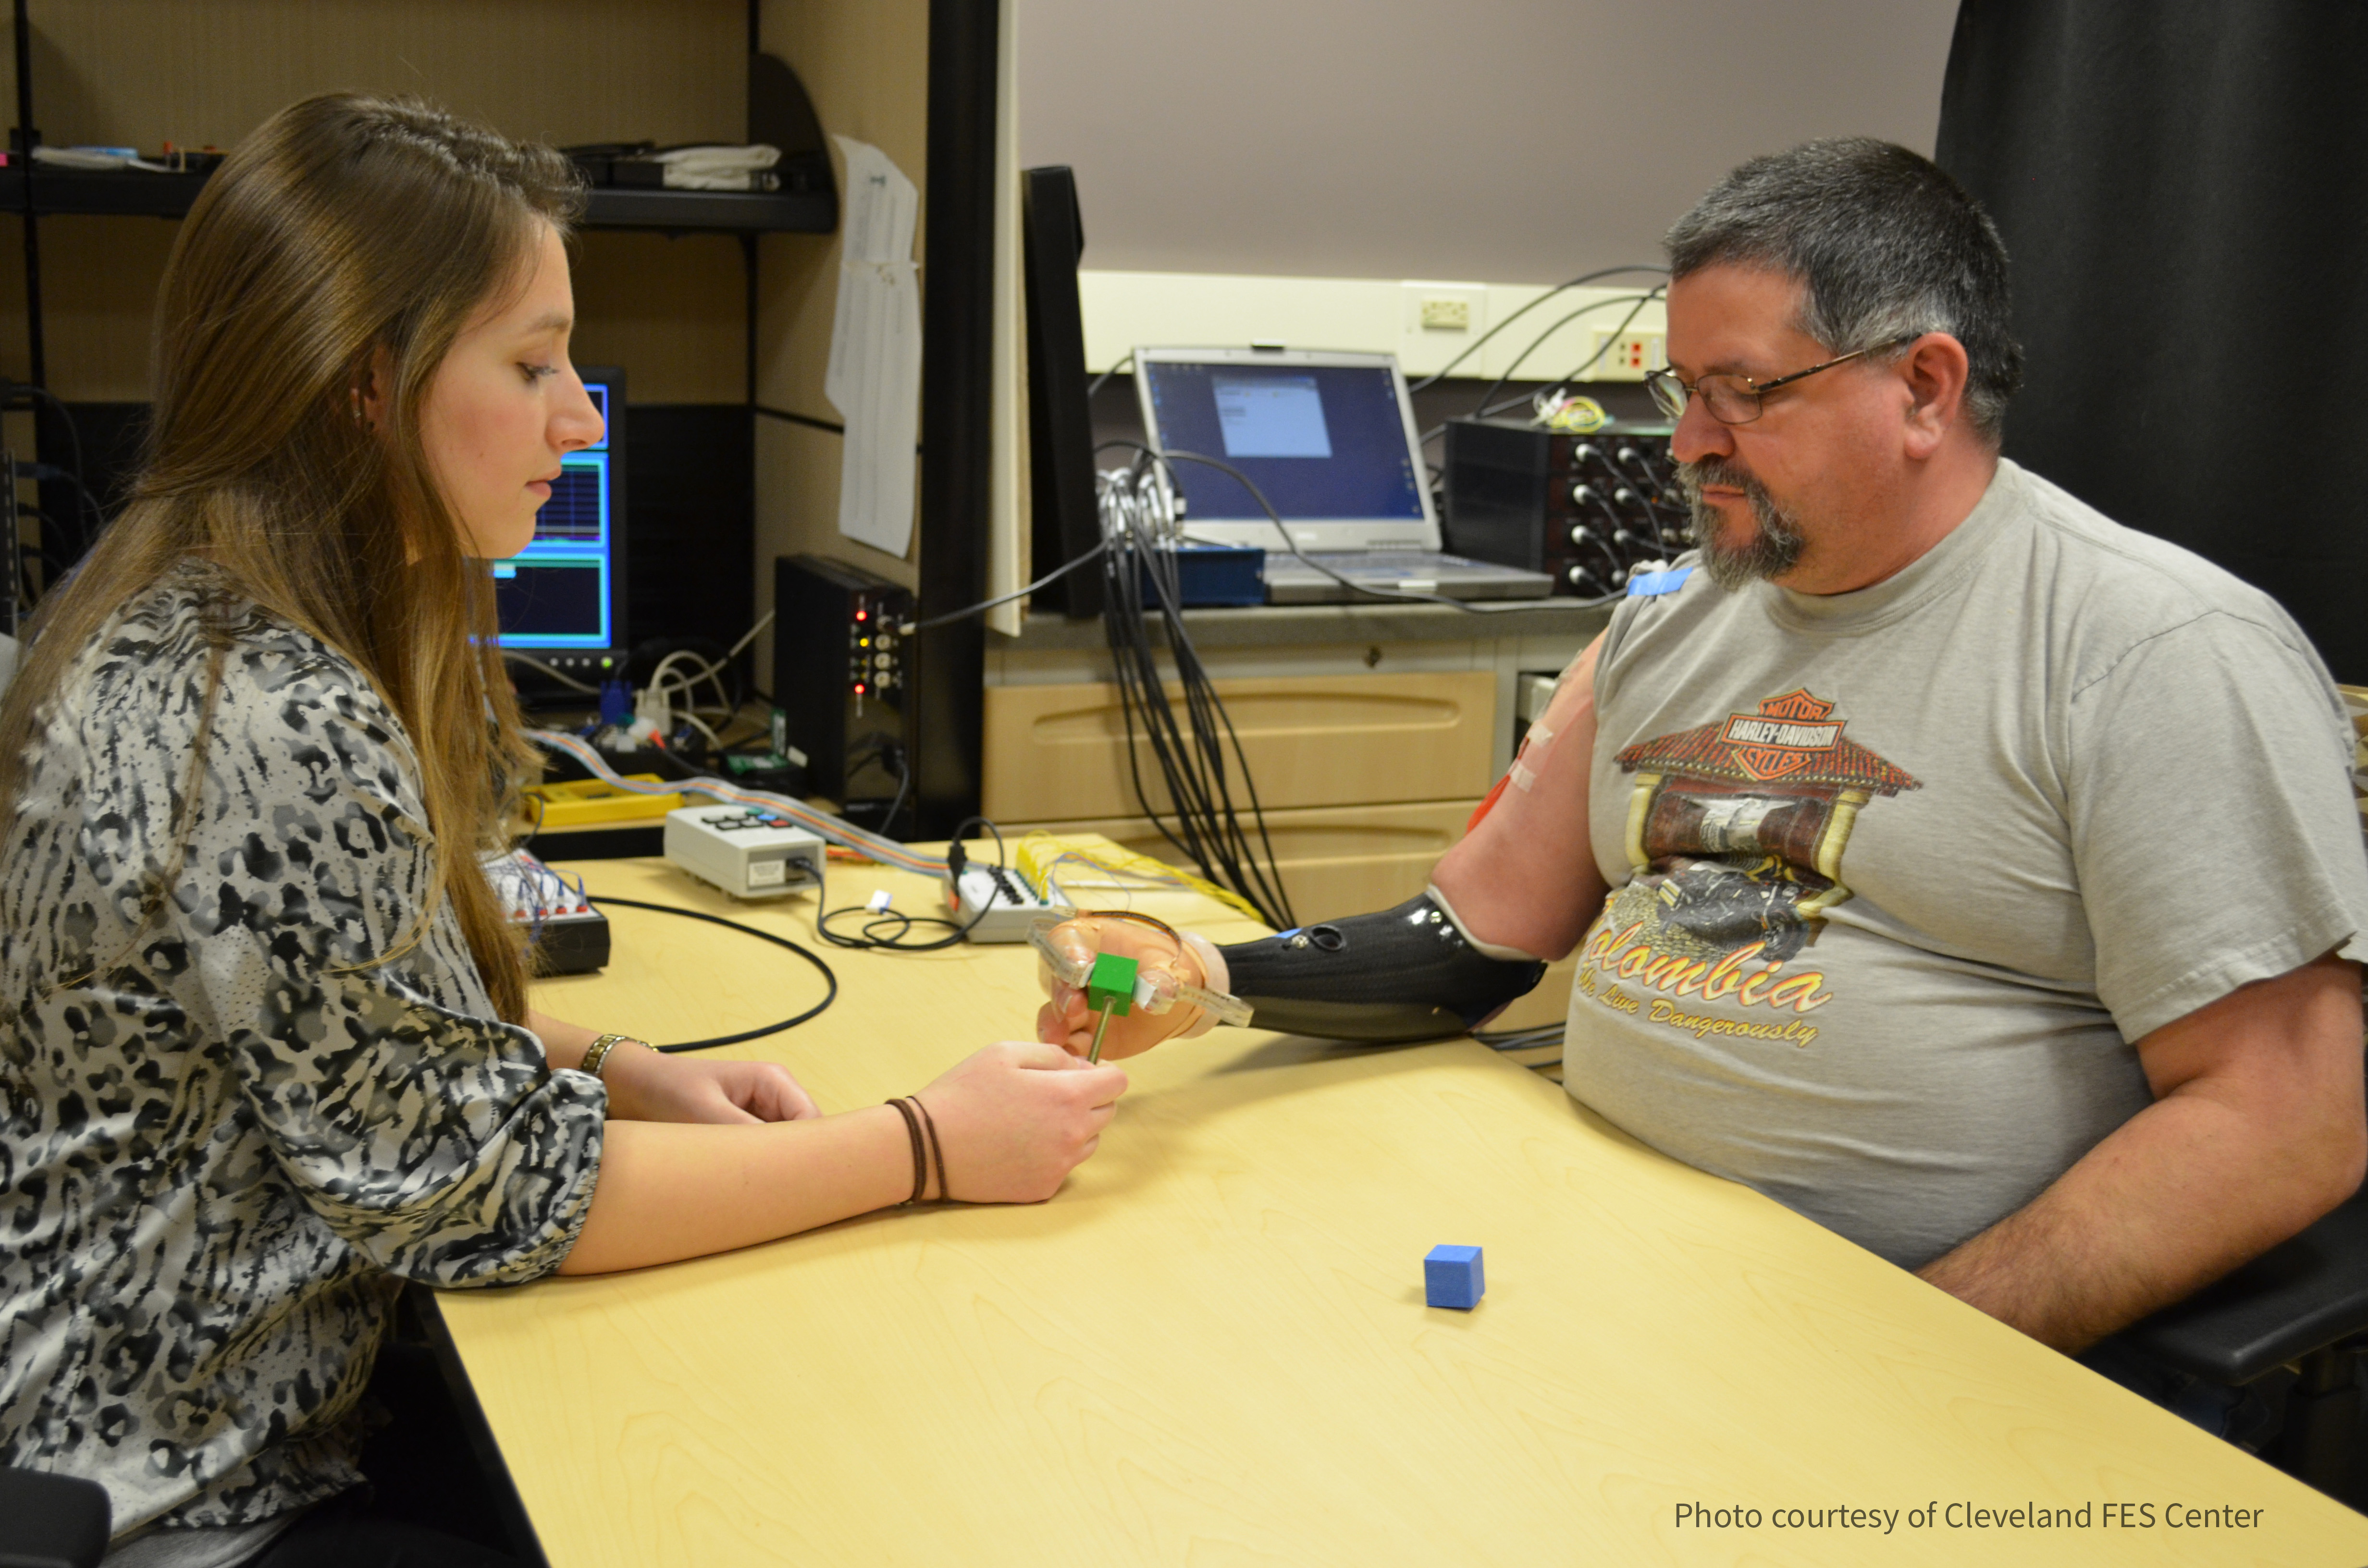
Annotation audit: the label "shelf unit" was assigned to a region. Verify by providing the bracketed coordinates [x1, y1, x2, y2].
[3, 0, 1009, 836]
[0, 166, 836, 233]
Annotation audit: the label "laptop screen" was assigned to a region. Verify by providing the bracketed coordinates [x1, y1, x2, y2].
[1138, 355, 1431, 543]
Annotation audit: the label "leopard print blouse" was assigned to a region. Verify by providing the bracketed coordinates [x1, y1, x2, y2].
[0, 562, 606, 1537]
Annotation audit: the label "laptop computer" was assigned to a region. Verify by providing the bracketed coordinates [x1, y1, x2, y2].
[1133, 346, 1554, 604]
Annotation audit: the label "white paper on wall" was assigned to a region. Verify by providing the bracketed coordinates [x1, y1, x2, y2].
[825, 136, 923, 558]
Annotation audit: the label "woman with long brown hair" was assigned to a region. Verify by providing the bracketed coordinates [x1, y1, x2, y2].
[0, 94, 1125, 1567]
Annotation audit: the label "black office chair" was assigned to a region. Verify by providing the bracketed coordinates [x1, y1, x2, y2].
[2114, 1186, 2368, 1507]
[0, 1468, 110, 1568]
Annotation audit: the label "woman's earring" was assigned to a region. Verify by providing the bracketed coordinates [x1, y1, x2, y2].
[350, 388, 367, 427]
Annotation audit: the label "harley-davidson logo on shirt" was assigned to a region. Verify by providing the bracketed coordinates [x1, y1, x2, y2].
[1716, 689, 1851, 781]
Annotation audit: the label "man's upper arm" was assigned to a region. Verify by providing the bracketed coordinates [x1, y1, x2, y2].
[1431, 633, 1609, 958]
[2132, 953, 2366, 1221]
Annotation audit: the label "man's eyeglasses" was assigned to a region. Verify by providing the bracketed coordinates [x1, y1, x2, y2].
[1644, 333, 1920, 425]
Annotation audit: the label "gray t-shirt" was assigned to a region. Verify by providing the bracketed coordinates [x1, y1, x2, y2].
[1566, 458, 2368, 1269]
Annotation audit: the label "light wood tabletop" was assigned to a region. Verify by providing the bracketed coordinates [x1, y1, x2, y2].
[429, 839, 2368, 1567]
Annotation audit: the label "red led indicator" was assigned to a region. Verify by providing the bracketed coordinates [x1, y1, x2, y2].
[853, 682, 867, 695]
[856, 609, 868, 622]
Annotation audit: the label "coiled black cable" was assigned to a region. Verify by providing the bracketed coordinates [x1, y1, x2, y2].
[816, 816, 1006, 952]
[585, 895, 838, 1051]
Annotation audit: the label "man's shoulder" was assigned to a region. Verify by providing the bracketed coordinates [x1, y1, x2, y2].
[2002, 460, 2309, 660]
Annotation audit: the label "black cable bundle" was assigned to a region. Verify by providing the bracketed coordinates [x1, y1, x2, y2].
[1085, 432, 1628, 931]
[1096, 495, 1297, 932]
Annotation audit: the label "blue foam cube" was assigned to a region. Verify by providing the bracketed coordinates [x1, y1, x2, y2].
[1424, 1244, 1485, 1310]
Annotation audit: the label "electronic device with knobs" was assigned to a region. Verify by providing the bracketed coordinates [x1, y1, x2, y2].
[772, 554, 915, 833]
[1441, 418, 1682, 597]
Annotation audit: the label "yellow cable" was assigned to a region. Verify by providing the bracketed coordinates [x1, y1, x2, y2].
[1016, 832, 1267, 924]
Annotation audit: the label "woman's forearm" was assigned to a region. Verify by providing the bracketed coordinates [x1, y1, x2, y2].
[557, 1104, 921, 1274]
[527, 1008, 602, 1070]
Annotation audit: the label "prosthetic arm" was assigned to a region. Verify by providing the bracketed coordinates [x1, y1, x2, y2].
[1216, 889, 1546, 1044]
[1034, 890, 1548, 1050]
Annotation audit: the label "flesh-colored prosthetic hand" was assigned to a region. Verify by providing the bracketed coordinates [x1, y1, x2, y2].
[1031, 911, 1250, 1060]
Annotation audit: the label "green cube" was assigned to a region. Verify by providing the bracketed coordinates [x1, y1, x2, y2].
[1085, 952, 1140, 1016]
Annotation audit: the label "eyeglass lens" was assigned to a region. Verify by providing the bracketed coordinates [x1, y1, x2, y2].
[1648, 371, 1757, 424]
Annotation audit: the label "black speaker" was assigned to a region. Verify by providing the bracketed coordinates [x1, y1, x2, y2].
[1020, 165, 1103, 617]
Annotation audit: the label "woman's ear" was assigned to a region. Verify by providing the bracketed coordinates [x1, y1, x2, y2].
[354, 343, 396, 432]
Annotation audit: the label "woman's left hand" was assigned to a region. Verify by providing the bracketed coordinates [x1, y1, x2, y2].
[601, 1043, 821, 1125]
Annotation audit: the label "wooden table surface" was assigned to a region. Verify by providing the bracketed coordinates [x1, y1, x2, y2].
[430, 841, 2368, 1566]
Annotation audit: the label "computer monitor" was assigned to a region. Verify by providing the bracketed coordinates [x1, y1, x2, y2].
[1134, 347, 1437, 552]
[494, 366, 627, 676]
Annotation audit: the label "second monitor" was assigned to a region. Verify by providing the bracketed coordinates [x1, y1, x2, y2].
[495, 365, 627, 680]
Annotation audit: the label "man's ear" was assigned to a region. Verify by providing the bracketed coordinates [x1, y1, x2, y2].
[1899, 332, 1971, 459]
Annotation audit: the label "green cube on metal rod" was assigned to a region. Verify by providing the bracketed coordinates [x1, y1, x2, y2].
[1085, 952, 1139, 1064]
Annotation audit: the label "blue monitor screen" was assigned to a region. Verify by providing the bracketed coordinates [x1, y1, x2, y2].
[495, 379, 616, 649]
[1143, 361, 1425, 523]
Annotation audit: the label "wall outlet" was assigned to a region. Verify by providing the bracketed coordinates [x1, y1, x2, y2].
[1585, 329, 1666, 381]
[1400, 281, 1486, 343]
[1418, 297, 1471, 331]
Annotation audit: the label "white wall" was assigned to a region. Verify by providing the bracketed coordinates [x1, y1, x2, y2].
[1014, 0, 1961, 284]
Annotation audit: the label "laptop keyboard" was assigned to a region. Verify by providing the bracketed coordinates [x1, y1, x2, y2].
[1290, 551, 1479, 572]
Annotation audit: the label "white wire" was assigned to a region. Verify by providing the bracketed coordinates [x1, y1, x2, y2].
[641, 611, 773, 718]
[646, 650, 734, 716]
[725, 609, 775, 661]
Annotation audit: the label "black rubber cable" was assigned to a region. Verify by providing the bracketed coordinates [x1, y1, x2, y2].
[1462, 289, 1663, 430]
[585, 894, 839, 1050]
[1406, 265, 1669, 393]
[903, 538, 1113, 633]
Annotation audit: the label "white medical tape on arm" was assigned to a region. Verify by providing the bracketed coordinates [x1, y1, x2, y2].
[1507, 719, 1555, 794]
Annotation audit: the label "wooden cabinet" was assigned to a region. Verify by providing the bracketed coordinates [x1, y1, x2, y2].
[982, 670, 1498, 822]
[999, 799, 1478, 923]
[983, 670, 1495, 919]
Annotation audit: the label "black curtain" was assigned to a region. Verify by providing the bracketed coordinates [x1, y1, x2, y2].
[1935, 2, 2368, 679]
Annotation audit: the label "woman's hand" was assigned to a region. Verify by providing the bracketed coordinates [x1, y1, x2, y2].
[915, 1041, 1128, 1202]
[601, 1042, 821, 1125]
[1034, 915, 1213, 1060]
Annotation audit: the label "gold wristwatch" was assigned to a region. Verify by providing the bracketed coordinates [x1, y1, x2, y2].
[579, 1032, 639, 1078]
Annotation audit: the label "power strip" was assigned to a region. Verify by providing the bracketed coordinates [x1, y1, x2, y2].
[663, 805, 827, 901]
[950, 862, 1066, 943]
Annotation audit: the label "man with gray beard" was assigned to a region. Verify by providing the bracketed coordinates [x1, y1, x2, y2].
[1676, 453, 1805, 588]
[1041, 139, 2368, 1443]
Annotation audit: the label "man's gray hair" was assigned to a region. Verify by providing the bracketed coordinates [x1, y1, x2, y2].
[1665, 138, 2023, 441]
